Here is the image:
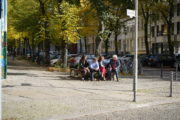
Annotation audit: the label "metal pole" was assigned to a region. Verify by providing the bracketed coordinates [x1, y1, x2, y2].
[4, 0, 7, 79]
[170, 71, 173, 97]
[0, 5, 2, 120]
[160, 63, 163, 79]
[133, 0, 138, 102]
[176, 63, 178, 81]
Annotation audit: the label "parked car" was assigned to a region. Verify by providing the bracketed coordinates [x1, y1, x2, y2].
[175, 54, 180, 70]
[175, 54, 180, 61]
[139, 54, 150, 66]
[147, 54, 175, 67]
[50, 53, 58, 60]
[119, 54, 134, 61]
[50, 55, 61, 66]
[83, 54, 95, 64]
[147, 55, 159, 66]
[162, 55, 175, 67]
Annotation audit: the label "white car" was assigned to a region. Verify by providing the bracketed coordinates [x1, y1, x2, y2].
[50, 55, 61, 66]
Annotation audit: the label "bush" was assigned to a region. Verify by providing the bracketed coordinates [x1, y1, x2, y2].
[16, 56, 26, 60]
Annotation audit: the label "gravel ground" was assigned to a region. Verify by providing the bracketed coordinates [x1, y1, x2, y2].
[57, 102, 180, 120]
[2, 58, 180, 120]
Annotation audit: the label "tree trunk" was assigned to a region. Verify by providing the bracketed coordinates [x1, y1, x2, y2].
[17, 39, 21, 55]
[61, 40, 68, 68]
[23, 38, 26, 56]
[32, 38, 35, 59]
[114, 32, 119, 55]
[39, 0, 50, 65]
[79, 38, 83, 54]
[44, 21, 50, 65]
[167, 1, 174, 56]
[105, 39, 109, 55]
[105, 32, 112, 55]
[95, 37, 103, 56]
[95, 21, 105, 56]
[27, 38, 32, 56]
[93, 36, 95, 54]
[84, 37, 87, 53]
[144, 20, 150, 55]
[167, 22, 174, 55]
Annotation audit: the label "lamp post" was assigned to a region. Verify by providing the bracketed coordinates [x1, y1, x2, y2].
[133, 0, 138, 102]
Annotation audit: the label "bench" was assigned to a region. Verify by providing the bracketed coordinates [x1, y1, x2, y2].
[70, 68, 80, 77]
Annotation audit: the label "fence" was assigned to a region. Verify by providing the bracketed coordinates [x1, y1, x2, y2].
[161, 70, 180, 97]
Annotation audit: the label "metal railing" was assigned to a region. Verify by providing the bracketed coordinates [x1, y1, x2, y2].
[169, 71, 180, 97]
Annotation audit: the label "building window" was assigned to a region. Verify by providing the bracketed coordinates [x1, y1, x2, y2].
[177, 22, 180, 34]
[130, 27, 133, 32]
[172, 6, 174, 17]
[177, 4, 180, 16]
[127, 27, 129, 33]
[151, 26, 155, 37]
[161, 25, 164, 36]
[156, 26, 160, 36]
[141, 38, 144, 49]
[171, 23, 174, 35]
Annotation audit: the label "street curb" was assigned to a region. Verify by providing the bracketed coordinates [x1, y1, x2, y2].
[37, 98, 180, 120]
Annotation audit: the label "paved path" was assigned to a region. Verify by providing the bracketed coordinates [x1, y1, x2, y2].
[2, 58, 180, 120]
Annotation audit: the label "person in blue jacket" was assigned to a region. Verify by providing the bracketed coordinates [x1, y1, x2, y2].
[89, 57, 100, 81]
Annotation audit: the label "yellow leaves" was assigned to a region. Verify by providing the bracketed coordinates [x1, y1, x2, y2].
[78, 0, 99, 37]
[8, 23, 29, 41]
[80, 0, 90, 8]
[56, 1, 80, 44]
[8, 0, 99, 46]
[48, 1, 81, 45]
[8, 26, 20, 39]
[66, 30, 80, 43]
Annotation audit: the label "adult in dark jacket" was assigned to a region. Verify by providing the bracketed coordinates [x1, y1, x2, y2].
[79, 55, 90, 80]
[109, 55, 120, 81]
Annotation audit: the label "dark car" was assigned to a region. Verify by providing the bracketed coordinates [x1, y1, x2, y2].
[147, 55, 159, 67]
[175, 54, 180, 71]
[161, 55, 175, 67]
[147, 54, 175, 67]
[138, 54, 149, 66]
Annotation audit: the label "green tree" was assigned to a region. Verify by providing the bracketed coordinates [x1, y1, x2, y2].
[8, 0, 40, 56]
[139, 0, 156, 55]
[78, 0, 99, 53]
[37, 0, 52, 65]
[89, 0, 134, 56]
[49, 0, 81, 67]
[109, 0, 133, 55]
[155, 0, 175, 55]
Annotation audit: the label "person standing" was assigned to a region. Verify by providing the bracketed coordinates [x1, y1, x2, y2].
[109, 55, 120, 81]
[79, 55, 90, 80]
[90, 58, 100, 81]
[98, 56, 106, 80]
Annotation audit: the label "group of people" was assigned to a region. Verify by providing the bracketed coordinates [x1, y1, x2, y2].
[78, 55, 120, 81]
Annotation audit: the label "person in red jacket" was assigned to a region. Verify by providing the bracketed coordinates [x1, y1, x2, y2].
[98, 56, 106, 80]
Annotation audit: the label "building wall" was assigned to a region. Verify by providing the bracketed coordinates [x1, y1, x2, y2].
[119, 0, 180, 55]
[77, 0, 180, 55]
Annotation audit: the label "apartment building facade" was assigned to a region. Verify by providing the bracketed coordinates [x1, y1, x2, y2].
[77, 0, 180, 55]
[119, 0, 180, 55]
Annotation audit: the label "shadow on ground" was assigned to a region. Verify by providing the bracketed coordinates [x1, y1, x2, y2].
[7, 72, 38, 77]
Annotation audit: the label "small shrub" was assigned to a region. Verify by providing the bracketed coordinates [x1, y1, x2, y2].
[16, 56, 26, 60]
